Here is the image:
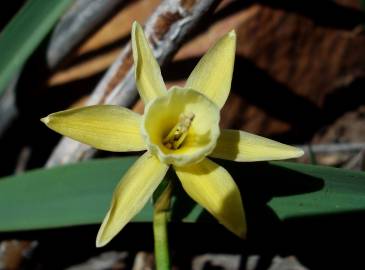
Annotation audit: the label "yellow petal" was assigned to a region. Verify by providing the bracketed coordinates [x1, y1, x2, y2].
[96, 152, 169, 247]
[142, 87, 220, 166]
[41, 105, 146, 152]
[132, 21, 166, 104]
[210, 129, 304, 162]
[185, 30, 236, 109]
[175, 158, 246, 238]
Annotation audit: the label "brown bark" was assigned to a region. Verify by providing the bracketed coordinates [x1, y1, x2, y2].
[224, 4, 365, 137]
[236, 5, 365, 106]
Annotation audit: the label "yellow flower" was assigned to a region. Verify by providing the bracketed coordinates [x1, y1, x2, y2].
[41, 22, 304, 247]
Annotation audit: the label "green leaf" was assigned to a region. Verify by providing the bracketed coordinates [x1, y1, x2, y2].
[0, 0, 72, 94]
[181, 161, 365, 222]
[268, 161, 365, 219]
[0, 157, 365, 232]
[0, 157, 143, 231]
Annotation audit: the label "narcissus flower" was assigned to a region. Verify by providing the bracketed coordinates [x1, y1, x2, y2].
[41, 22, 304, 247]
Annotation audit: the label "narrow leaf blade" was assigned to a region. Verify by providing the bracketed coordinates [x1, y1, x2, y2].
[0, 158, 365, 232]
[268, 161, 365, 219]
[0, 157, 150, 231]
[0, 0, 72, 94]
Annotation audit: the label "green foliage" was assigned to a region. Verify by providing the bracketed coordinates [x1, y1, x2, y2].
[269, 161, 365, 219]
[0, 157, 365, 232]
[0, 0, 72, 94]
[0, 157, 149, 231]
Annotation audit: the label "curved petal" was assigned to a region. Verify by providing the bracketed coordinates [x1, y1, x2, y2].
[174, 158, 246, 238]
[210, 129, 304, 162]
[185, 30, 236, 109]
[132, 21, 166, 104]
[96, 152, 169, 247]
[41, 105, 146, 152]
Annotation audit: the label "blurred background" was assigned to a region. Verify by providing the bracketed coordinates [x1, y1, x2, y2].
[0, 0, 365, 269]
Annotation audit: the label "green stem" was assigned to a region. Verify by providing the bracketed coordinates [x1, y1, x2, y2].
[153, 182, 172, 270]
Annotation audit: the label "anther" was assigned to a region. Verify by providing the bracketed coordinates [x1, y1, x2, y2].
[163, 112, 195, 149]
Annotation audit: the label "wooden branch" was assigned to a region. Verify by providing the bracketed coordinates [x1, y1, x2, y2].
[46, 0, 220, 167]
[299, 143, 365, 154]
[47, 0, 126, 69]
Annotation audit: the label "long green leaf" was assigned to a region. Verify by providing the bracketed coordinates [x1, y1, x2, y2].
[0, 157, 141, 231]
[181, 160, 365, 222]
[0, 157, 365, 231]
[268, 161, 365, 219]
[0, 0, 72, 94]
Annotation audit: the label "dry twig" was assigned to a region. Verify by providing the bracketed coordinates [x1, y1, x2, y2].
[47, 0, 126, 68]
[299, 143, 365, 154]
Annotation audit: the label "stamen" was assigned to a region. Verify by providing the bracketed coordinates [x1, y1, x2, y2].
[163, 112, 195, 149]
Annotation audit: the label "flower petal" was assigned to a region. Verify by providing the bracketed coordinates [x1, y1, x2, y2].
[185, 30, 236, 109]
[210, 129, 304, 162]
[41, 105, 146, 152]
[174, 158, 246, 238]
[132, 21, 166, 104]
[96, 152, 169, 247]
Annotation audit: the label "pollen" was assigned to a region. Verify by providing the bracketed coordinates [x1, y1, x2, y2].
[163, 112, 195, 149]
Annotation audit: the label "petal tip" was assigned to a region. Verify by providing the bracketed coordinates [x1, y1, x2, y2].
[228, 30, 236, 39]
[238, 228, 247, 239]
[95, 212, 113, 248]
[132, 21, 140, 32]
[229, 220, 247, 240]
[293, 147, 305, 158]
[96, 238, 108, 248]
[40, 116, 49, 125]
[131, 21, 140, 46]
[95, 240, 106, 248]
[95, 228, 110, 248]
[225, 221, 246, 240]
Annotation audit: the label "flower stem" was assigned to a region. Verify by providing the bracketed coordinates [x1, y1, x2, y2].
[153, 182, 172, 270]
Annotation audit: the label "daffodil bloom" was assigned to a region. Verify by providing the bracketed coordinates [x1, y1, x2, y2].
[41, 22, 304, 247]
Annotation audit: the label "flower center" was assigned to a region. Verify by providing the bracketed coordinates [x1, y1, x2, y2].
[141, 87, 220, 166]
[162, 112, 195, 150]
